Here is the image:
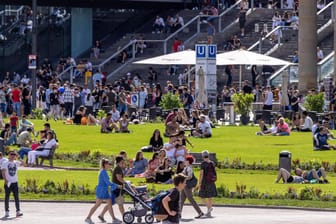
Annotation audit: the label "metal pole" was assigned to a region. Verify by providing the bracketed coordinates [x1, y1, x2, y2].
[31, 0, 37, 109]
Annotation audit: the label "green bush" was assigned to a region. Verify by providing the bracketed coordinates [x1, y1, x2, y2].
[304, 92, 324, 112]
[159, 92, 183, 110]
[32, 108, 43, 120]
[231, 93, 254, 115]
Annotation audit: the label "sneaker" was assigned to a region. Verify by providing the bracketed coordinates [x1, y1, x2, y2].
[324, 179, 330, 184]
[85, 218, 95, 224]
[206, 207, 213, 217]
[5, 211, 9, 218]
[195, 212, 204, 219]
[98, 215, 106, 223]
[16, 211, 23, 217]
[112, 218, 122, 223]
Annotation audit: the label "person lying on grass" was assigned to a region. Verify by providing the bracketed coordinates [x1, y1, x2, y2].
[275, 168, 306, 184]
[294, 167, 329, 184]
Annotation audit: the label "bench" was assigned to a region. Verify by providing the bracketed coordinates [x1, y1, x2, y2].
[189, 152, 217, 166]
[38, 145, 58, 167]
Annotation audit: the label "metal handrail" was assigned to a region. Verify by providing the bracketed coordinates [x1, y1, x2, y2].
[218, 0, 242, 32]
[317, 1, 334, 16]
[318, 50, 334, 66]
[0, 6, 24, 22]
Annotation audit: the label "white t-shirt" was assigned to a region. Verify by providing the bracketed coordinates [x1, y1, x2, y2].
[264, 90, 273, 106]
[164, 143, 176, 159]
[1, 160, 21, 183]
[198, 121, 212, 134]
[111, 110, 120, 122]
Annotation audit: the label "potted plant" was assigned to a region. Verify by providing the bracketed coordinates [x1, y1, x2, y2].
[231, 93, 254, 125]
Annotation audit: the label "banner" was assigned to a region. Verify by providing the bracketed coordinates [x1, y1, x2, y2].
[28, 54, 37, 70]
[195, 44, 217, 107]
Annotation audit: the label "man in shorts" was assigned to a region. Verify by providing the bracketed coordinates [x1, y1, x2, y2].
[295, 167, 329, 183]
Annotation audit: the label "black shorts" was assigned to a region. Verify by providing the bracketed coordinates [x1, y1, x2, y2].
[287, 176, 294, 183]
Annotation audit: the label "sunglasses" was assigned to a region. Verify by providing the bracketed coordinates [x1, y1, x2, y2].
[9, 153, 16, 156]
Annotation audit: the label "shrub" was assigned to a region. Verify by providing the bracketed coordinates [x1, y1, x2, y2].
[231, 93, 254, 116]
[159, 92, 183, 110]
[303, 92, 324, 112]
[32, 108, 43, 120]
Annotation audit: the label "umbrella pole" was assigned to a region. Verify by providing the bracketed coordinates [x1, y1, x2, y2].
[239, 65, 242, 91]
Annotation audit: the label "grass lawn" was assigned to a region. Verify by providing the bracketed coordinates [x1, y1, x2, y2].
[15, 119, 336, 165]
[2, 119, 336, 208]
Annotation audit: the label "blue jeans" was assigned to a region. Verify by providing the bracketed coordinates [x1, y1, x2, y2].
[13, 102, 21, 117]
[307, 169, 322, 181]
[6, 133, 17, 145]
[18, 147, 32, 160]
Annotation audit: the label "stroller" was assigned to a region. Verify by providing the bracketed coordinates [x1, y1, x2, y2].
[122, 181, 154, 224]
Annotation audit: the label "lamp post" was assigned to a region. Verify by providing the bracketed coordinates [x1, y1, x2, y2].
[31, 0, 37, 109]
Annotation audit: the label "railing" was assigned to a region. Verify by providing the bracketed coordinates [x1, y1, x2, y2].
[264, 1, 335, 87]
[268, 51, 334, 87]
[0, 6, 24, 25]
[218, 0, 242, 32]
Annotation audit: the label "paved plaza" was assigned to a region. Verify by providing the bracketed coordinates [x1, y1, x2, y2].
[1, 202, 336, 224]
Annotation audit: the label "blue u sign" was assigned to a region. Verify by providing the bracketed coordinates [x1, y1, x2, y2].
[196, 45, 206, 58]
[208, 45, 216, 58]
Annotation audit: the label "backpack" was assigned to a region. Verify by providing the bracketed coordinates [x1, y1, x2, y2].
[151, 190, 170, 220]
[205, 162, 217, 183]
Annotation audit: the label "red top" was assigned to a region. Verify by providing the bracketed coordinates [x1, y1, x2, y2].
[12, 88, 21, 102]
[172, 40, 181, 52]
[10, 115, 18, 127]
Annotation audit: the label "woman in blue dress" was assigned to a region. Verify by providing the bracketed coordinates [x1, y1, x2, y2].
[85, 158, 121, 224]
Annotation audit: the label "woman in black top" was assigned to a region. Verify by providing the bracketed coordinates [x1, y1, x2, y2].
[149, 129, 163, 152]
[155, 157, 173, 184]
[73, 106, 86, 125]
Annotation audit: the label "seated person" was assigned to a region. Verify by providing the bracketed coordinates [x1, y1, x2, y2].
[189, 110, 200, 129]
[73, 106, 86, 125]
[192, 115, 212, 138]
[119, 113, 130, 133]
[291, 112, 301, 131]
[322, 119, 336, 139]
[176, 130, 193, 148]
[294, 167, 329, 183]
[314, 126, 336, 150]
[1, 123, 16, 146]
[27, 131, 57, 166]
[144, 152, 160, 183]
[256, 119, 273, 135]
[18, 115, 34, 134]
[100, 112, 118, 133]
[274, 117, 290, 136]
[164, 136, 176, 166]
[86, 113, 100, 126]
[155, 157, 173, 184]
[300, 111, 313, 132]
[275, 168, 306, 184]
[174, 139, 187, 162]
[175, 109, 189, 126]
[158, 149, 166, 164]
[17, 127, 33, 147]
[165, 117, 180, 137]
[129, 151, 148, 177]
[149, 129, 163, 152]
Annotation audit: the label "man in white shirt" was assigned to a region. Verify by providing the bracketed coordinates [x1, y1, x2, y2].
[301, 111, 313, 132]
[153, 15, 165, 33]
[192, 115, 212, 138]
[1, 151, 23, 218]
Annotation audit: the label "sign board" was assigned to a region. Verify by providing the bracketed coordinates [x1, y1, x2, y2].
[195, 44, 217, 107]
[28, 54, 37, 70]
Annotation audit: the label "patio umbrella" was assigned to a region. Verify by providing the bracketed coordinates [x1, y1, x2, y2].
[216, 49, 292, 89]
[281, 70, 289, 109]
[133, 49, 195, 65]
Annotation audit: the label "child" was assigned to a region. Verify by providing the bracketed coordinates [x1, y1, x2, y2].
[9, 112, 18, 134]
[161, 173, 187, 224]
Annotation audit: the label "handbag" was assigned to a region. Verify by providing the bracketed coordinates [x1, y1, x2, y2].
[186, 173, 198, 188]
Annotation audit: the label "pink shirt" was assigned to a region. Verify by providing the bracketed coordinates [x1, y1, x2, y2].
[277, 122, 290, 134]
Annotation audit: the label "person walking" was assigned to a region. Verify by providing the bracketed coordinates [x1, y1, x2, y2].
[198, 150, 217, 217]
[85, 158, 121, 224]
[181, 156, 204, 219]
[1, 151, 23, 218]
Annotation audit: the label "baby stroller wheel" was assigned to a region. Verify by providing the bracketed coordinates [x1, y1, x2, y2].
[145, 214, 154, 224]
[123, 211, 135, 224]
[137, 217, 142, 223]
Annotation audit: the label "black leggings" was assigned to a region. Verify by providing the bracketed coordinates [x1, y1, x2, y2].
[4, 182, 20, 212]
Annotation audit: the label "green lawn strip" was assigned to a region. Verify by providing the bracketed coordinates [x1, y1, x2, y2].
[10, 120, 336, 166]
